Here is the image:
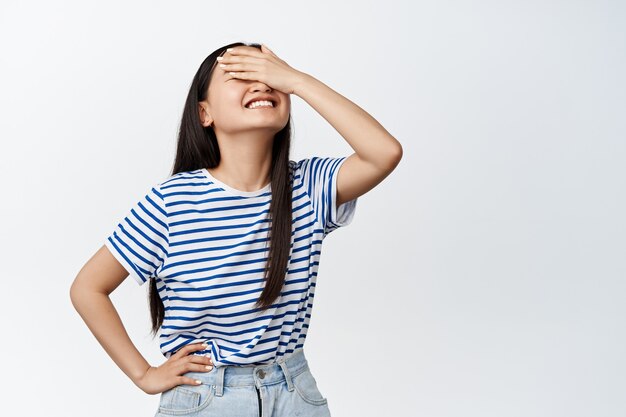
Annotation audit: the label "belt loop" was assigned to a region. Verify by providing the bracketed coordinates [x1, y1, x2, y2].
[278, 361, 294, 392]
[215, 366, 225, 397]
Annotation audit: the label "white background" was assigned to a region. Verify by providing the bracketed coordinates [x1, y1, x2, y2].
[1, 1, 625, 416]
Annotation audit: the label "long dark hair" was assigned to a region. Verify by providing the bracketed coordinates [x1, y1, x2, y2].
[148, 42, 293, 337]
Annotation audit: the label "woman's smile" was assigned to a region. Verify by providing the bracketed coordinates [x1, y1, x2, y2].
[245, 100, 276, 110]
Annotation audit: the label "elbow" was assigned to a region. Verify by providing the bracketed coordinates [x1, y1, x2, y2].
[69, 280, 82, 311]
[385, 143, 403, 171]
[392, 143, 403, 164]
[69, 277, 93, 312]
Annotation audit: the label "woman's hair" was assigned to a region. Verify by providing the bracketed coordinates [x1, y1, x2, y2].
[148, 42, 294, 337]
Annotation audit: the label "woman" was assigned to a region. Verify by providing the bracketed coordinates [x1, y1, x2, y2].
[70, 41, 402, 416]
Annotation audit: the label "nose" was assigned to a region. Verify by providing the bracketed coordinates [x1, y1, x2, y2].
[248, 81, 272, 93]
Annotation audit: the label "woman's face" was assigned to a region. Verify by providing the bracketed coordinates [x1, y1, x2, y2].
[201, 57, 291, 135]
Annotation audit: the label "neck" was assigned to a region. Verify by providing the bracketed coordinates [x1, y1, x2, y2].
[209, 130, 274, 191]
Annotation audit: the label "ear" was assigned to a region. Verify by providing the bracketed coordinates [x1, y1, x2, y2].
[198, 102, 213, 127]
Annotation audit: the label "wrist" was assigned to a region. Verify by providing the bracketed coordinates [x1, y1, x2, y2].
[131, 364, 153, 387]
[292, 71, 314, 96]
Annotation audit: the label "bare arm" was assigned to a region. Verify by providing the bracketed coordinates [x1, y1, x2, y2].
[217, 45, 402, 208]
[69, 244, 151, 389]
[294, 73, 402, 166]
[293, 73, 403, 207]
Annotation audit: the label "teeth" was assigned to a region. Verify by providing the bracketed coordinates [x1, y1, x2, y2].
[246, 100, 274, 109]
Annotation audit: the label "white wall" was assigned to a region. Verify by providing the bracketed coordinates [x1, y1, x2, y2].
[1, 1, 624, 416]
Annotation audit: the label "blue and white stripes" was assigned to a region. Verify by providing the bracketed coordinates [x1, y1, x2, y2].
[298, 156, 357, 237]
[106, 185, 169, 285]
[104, 157, 357, 367]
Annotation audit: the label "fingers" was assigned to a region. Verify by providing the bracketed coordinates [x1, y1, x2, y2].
[176, 356, 213, 375]
[178, 375, 206, 386]
[144, 342, 214, 393]
[172, 341, 209, 359]
[226, 46, 264, 58]
[186, 358, 214, 373]
[227, 44, 277, 61]
[173, 353, 213, 382]
[185, 351, 213, 366]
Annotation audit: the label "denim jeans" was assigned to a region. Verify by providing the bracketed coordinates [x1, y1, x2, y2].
[155, 347, 331, 417]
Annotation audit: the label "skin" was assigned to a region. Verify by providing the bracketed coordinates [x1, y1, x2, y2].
[197, 47, 294, 192]
[69, 44, 403, 397]
[210, 44, 404, 207]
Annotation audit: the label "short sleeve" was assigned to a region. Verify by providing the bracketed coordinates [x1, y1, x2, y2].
[104, 183, 170, 286]
[296, 156, 358, 237]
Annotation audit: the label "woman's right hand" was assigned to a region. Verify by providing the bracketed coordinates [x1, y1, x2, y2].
[136, 342, 213, 395]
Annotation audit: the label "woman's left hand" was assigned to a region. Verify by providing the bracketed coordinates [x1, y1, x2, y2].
[218, 44, 306, 95]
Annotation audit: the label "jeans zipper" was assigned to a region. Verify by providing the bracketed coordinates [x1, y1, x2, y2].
[255, 386, 262, 417]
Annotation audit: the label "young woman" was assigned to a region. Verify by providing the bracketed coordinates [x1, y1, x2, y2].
[70, 42, 402, 417]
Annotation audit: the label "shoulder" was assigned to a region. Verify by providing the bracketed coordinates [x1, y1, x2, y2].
[143, 170, 197, 207]
[290, 156, 347, 179]
[289, 159, 301, 177]
[156, 169, 205, 191]
[289, 158, 303, 170]
[290, 158, 311, 185]
[289, 157, 323, 175]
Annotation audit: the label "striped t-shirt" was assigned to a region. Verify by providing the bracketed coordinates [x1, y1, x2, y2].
[104, 156, 357, 367]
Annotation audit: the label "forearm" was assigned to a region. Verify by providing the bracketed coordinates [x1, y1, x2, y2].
[293, 72, 402, 167]
[70, 288, 151, 387]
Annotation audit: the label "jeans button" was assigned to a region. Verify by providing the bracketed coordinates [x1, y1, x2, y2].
[257, 369, 266, 379]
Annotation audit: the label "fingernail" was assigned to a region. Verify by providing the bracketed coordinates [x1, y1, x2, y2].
[206, 365, 213, 370]
[196, 380, 202, 384]
[202, 343, 209, 348]
[226, 48, 233, 52]
[216, 56, 223, 61]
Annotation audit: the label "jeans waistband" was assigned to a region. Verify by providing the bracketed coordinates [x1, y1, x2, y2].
[186, 347, 309, 396]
